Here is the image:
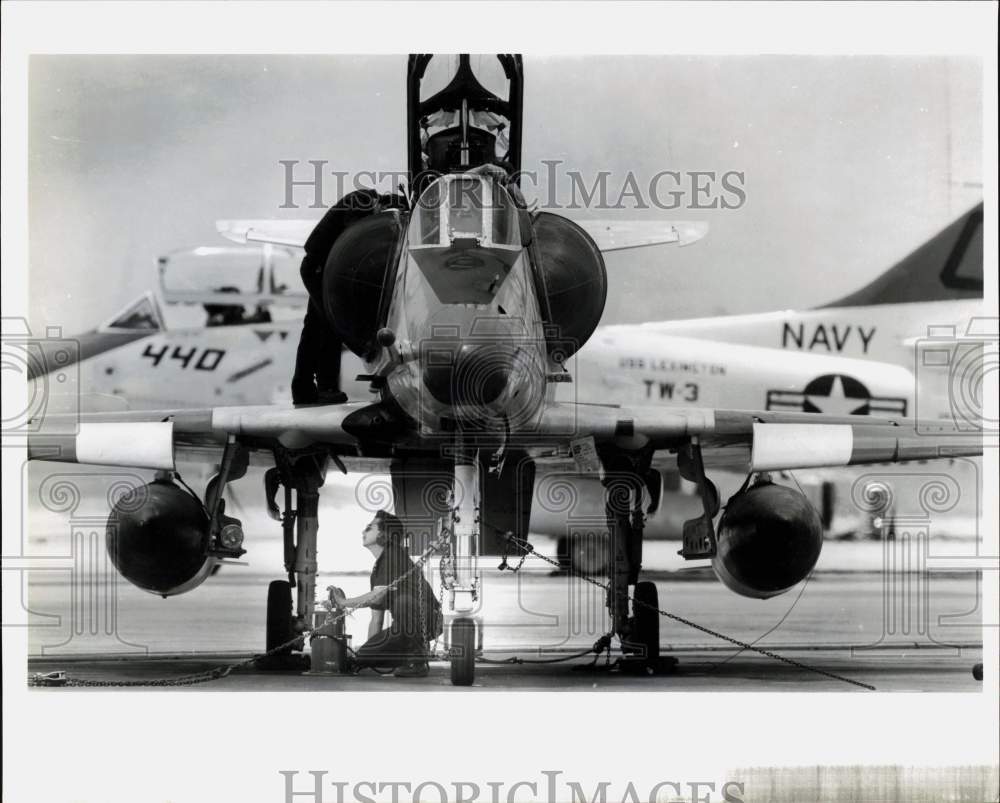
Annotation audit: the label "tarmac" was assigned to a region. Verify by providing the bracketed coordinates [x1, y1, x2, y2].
[24, 561, 985, 692]
[26, 644, 985, 692]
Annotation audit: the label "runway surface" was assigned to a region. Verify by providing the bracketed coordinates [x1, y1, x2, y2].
[23, 559, 984, 691]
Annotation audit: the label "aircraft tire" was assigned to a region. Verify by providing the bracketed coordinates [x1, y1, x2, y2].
[450, 617, 476, 686]
[632, 581, 660, 662]
[266, 580, 295, 655]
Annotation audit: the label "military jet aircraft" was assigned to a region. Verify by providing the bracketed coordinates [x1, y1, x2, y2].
[25, 54, 983, 685]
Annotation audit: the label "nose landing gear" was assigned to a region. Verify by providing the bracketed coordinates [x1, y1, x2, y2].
[441, 443, 483, 686]
[449, 617, 477, 686]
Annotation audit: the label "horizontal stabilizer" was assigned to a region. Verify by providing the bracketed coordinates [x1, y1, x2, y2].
[573, 219, 709, 251]
[216, 217, 710, 252]
[216, 219, 314, 248]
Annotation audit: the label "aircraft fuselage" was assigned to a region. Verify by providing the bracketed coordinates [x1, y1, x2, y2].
[377, 175, 549, 434]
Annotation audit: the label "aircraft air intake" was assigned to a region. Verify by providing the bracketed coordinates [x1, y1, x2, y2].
[422, 342, 513, 407]
[322, 212, 403, 359]
[531, 212, 608, 361]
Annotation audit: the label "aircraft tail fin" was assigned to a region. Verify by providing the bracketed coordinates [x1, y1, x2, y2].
[821, 202, 983, 308]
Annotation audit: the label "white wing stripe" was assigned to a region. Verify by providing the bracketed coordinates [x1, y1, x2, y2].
[750, 423, 854, 471]
[75, 422, 175, 470]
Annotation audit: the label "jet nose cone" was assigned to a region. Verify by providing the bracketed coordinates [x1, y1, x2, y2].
[422, 344, 512, 407]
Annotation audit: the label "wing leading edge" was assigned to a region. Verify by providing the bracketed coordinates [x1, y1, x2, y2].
[25, 401, 982, 473]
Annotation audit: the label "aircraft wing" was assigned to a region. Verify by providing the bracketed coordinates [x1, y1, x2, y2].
[25, 401, 980, 473]
[216, 218, 709, 252]
[535, 404, 980, 470]
[26, 403, 369, 470]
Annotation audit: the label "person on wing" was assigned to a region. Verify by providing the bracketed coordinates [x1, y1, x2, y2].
[328, 510, 442, 678]
[291, 189, 405, 404]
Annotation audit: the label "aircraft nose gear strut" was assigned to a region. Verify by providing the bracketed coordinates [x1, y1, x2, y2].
[444, 442, 482, 686]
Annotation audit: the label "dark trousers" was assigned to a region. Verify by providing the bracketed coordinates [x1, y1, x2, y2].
[353, 593, 433, 668]
[353, 628, 426, 669]
[292, 191, 398, 405]
[291, 295, 342, 404]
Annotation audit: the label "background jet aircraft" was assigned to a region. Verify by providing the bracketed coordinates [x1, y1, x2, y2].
[24, 54, 983, 686]
[638, 201, 987, 422]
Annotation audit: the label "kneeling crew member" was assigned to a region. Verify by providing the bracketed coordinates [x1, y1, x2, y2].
[330, 510, 442, 678]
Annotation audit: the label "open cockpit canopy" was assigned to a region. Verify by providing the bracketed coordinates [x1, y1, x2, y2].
[407, 54, 524, 194]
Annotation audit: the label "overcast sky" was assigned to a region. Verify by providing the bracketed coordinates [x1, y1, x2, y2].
[28, 54, 982, 334]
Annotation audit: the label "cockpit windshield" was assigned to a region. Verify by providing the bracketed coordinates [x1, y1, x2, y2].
[449, 177, 484, 237]
[409, 175, 520, 250]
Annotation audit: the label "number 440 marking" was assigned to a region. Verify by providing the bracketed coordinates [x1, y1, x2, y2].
[141, 343, 225, 371]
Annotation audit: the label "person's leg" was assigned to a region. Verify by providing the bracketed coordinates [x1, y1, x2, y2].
[293, 189, 384, 405]
[291, 298, 324, 404]
[387, 592, 431, 676]
[390, 630, 429, 677]
[314, 314, 346, 404]
[353, 628, 418, 670]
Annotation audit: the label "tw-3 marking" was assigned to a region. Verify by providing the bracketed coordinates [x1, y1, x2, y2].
[642, 379, 699, 402]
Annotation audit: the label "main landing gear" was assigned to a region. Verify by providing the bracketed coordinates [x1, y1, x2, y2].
[260, 449, 329, 670]
[597, 436, 719, 675]
[598, 440, 664, 673]
[197, 437, 312, 670]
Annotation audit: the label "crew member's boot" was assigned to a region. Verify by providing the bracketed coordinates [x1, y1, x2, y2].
[316, 387, 348, 405]
[393, 650, 430, 678]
